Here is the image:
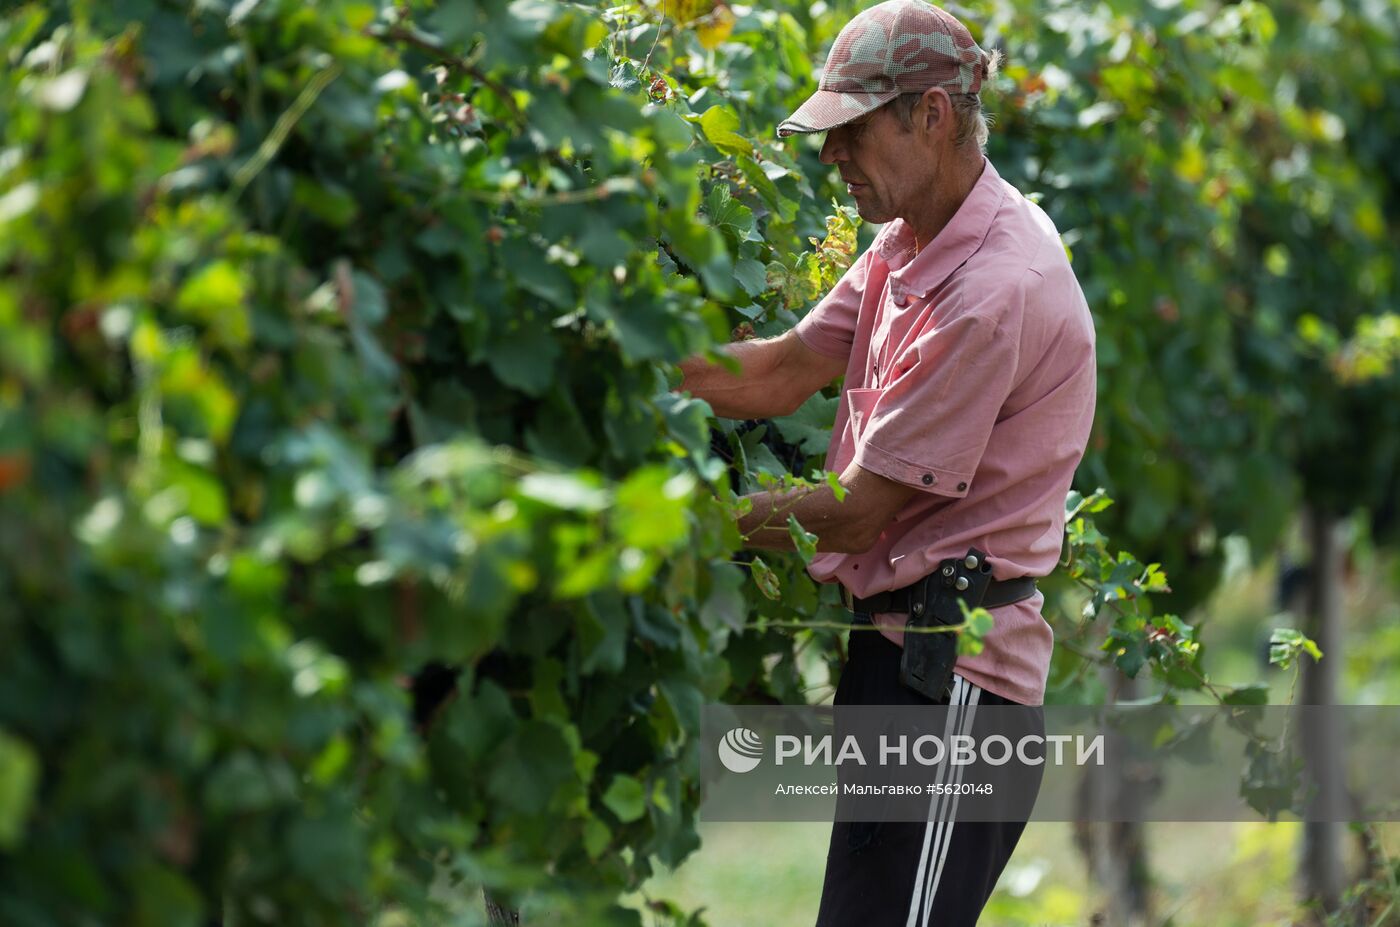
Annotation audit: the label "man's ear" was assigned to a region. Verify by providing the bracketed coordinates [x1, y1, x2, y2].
[918, 87, 953, 140]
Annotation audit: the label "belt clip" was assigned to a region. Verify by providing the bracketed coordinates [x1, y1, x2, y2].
[947, 548, 995, 609]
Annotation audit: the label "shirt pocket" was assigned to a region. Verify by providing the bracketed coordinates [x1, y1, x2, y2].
[846, 387, 882, 444]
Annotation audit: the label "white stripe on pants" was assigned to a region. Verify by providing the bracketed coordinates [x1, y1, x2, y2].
[904, 674, 983, 927]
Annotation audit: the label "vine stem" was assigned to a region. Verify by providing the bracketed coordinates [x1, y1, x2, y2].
[1177, 661, 1230, 704]
[1272, 659, 1305, 757]
[733, 481, 821, 541]
[641, 0, 666, 73]
[231, 63, 342, 199]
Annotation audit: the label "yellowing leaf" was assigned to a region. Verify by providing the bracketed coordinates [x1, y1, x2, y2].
[696, 5, 735, 49]
[1175, 142, 1206, 185]
[1355, 202, 1385, 239]
[670, 0, 710, 24]
[750, 556, 780, 599]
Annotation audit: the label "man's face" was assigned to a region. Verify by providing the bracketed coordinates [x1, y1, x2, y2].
[818, 100, 937, 225]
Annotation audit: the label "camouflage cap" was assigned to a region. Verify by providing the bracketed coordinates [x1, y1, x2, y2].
[777, 0, 989, 138]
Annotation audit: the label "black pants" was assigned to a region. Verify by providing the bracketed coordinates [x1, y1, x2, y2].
[814, 615, 1044, 927]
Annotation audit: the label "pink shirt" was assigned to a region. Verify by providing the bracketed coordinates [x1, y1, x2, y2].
[793, 156, 1096, 706]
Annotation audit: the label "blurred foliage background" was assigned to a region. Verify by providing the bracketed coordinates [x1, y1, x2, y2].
[0, 0, 1397, 924]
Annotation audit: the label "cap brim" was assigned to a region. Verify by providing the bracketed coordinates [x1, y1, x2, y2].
[776, 88, 901, 138]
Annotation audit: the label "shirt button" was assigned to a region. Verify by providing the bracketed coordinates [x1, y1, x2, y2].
[957, 481, 968, 491]
[921, 474, 935, 485]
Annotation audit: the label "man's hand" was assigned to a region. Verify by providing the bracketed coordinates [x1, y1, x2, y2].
[678, 330, 846, 420]
[738, 460, 915, 554]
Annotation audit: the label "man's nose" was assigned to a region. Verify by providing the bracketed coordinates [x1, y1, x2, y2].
[819, 129, 847, 165]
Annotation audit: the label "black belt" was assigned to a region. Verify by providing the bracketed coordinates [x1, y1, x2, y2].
[841, 574, 1038, 613]
[841, 549, 1036, 703]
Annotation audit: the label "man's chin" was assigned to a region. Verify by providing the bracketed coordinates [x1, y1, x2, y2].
[852, 202, 892, 224]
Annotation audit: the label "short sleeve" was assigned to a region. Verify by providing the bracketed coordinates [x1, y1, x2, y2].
[852, 309, 1020, 498]
[792, 235, 881, 361]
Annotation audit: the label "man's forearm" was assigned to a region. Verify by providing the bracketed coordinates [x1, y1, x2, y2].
[679, 337, 800, 419]
[738, 483, 875, 554]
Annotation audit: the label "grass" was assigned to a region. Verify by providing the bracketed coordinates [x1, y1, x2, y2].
[637, 821, 1400, 926]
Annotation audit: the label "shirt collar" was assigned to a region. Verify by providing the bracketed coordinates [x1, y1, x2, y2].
[875, 156, 1007, 298]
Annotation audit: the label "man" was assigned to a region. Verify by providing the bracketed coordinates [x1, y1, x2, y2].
[679, 1, 1097, 923]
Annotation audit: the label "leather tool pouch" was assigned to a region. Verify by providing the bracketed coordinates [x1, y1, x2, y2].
[899, 548, 995, 704]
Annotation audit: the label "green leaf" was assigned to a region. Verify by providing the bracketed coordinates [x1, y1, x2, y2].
[589, 288, 680, 361]
[583, 816, 612, 858]
[350, 270, 387, 323]
[578, 594, 629, 672]
[774, 393, 838, 456]
[651, 778, 673, 814]
[633, 601, 682, 649]
[486, 326, 561, 396]
[429, 1, 481, 42]
[433, 680, 517, 773]
[957, 604, 994, 656]
[175, 261, 250, 348]
[1269, 628, 1323, 669]
[1110, 637, 1147, 678]
[286, 806, 366, 896]
[703, 184, 758, 245]
[1085, 492, 1114, 513]
[1221, 683, 1270, 706]
[132, 861, 204, 927]
[160, 459, 228, 526]
[787, 514, 817, 563]
[738, 425, 789, 485]
[517, 260, 575, 310]
[698, 562, 747, 632]
[0, 730, 38, 850]
[486, 722, 577, 815]
[750, 556, 781, 599]
[505, 0, 557, 38]
[602, 774, 647, 823]
[609, 60, 642, 93]
[662, 207, 735, 300]
[1241, 740, 1302, 821]
[695, 105, 751, 156]
[293, 176, 358, 227]
[738, 155, 796, 221]
[203, 751, 297, 814]
[734, 258, 769, 297]
[615, 467, 693, 549]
